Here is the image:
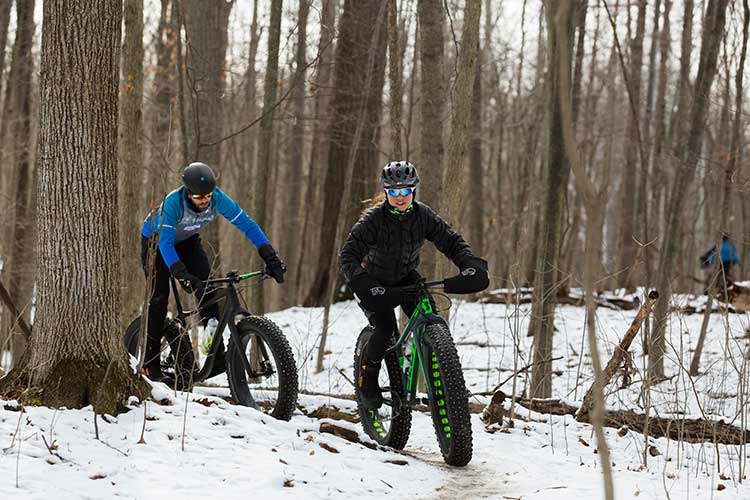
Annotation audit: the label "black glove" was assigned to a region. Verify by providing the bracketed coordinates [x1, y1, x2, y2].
[170, 261, 205, 297]
[444, 256, 490, 294]
[259, 244, 286, 283]
[348, 272, 401, 313]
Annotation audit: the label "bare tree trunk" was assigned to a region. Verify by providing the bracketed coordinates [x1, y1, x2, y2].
[616, 0, 646, 290]
[184, 0, 233, 267]
[529, 0, 574, 399]
[651, 0, 730, 380]
[6, 0, 36, 366]
[296, 0, 336, 303]
[283, 0, 309, 306]
[304, 0, 387, 306]
[119, 0, 144, 325]
[250, 0, 283, 314]
[0, 0, 147, 412]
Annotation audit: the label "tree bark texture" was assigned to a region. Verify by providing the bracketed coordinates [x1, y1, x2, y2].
[119, 0, 145, 324]
[304, 0, 387, 306]
[651, 0, 730, 379]
[416, 0, 446, 211]
[0, 0, 147, 412]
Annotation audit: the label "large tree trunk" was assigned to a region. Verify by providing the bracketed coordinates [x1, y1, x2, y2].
[415, 0, 446, 278]
[650, 0, 730, 380]
[250, 0, 283, 314]
[119, 0, 144, 325]
[183, 0, 233, 268]
[616, 0, 646, 290]
[529, 0, 574, 399]
[0, 0, 147, 413]
[296, 0, 336, 304]
[6, 0, 36, 366]
[304, 0, 387, 306]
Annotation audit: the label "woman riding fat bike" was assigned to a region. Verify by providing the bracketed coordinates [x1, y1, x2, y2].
[339, 161, 489, 465]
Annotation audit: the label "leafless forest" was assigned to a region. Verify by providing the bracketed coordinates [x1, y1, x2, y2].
[0, 0, 749, 412]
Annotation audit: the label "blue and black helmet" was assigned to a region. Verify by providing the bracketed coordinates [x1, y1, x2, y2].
[380, 161, 419, 188]
[182, 162, 217, 195]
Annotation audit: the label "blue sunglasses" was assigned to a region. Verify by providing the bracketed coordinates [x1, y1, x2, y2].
[386, 187, 416, 197]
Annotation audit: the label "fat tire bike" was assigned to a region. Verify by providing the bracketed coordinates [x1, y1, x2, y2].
[353, 279, 473, 466]
[124, 270, 298, 421]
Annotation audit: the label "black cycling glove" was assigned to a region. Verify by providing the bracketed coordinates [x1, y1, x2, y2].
[348, 273, 401, 313]
[170, 261, 206, 297]
[259, 244, 286, 283]
[444, 256, 490, 294]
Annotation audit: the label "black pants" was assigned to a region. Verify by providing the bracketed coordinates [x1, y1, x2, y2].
[360, 271, 433, 363]
[140, 235, 220, 373]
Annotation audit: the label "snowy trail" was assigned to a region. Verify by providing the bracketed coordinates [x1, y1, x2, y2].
[404, 447, 506, 500]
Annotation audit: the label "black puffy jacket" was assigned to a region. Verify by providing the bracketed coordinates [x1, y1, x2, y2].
[339, 201, 474, 285]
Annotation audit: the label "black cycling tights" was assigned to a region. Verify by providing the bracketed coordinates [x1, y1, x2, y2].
[140, 235, 219, 372]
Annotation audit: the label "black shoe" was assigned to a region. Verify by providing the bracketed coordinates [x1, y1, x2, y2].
[358, 360, 384, 409]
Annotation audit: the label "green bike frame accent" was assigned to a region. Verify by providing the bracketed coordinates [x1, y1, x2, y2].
[384, 288, 449, 423]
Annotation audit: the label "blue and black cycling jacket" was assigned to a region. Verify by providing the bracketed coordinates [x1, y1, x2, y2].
[141, 186, 269, 268]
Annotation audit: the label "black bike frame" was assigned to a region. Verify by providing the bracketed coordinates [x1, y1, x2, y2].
[168, 271, 271, 390]
[382, 280, 446, 408]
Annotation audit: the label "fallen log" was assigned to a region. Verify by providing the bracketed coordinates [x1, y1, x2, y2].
[484, 391, 750, 446]
[577, 290, 658, 420]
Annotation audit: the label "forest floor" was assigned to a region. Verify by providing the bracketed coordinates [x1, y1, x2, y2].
[2, 290, 750, 499]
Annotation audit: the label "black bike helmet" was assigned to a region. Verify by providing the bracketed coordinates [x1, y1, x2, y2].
[182, 162, 217, 195]
[380, 161, 419, 188]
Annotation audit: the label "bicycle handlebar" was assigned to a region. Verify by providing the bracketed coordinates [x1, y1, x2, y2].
[204, 270, 270, 286]
[394, 279, 445, 294]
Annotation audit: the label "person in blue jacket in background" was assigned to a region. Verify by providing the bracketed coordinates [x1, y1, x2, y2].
[699, 233, 740, 286]
[140, 162, 285, 383]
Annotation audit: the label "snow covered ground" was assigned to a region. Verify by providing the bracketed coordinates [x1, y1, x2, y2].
[3, 293, 750, 499]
